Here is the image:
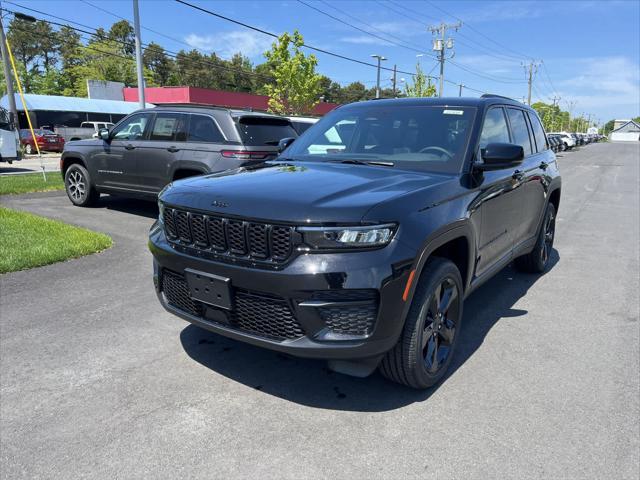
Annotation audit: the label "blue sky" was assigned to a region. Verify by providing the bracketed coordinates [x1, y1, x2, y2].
[13, 0, 640, 122]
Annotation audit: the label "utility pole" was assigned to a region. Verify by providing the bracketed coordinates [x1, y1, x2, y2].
[550, 95, 560, 131]
[0, 11, 18, 126]
[371, 54, 386, 99]
[585, 113, 592, 132]
[523, 60, 540, 105]
[458, 83, 464, 97]
[392, 64, 397, 97]
[132, 0, 145, 109]
[428, 21, 462, 97]
[565, 100, 577, 131]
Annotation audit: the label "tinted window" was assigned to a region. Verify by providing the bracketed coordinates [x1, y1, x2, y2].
[187, 115, 224, 143]
[527, 111, 548, 152]
[149, 113, 188, 142]
[285, 105, 476, 174]
[112, 113, 150, 140]
[479, 107, 510, 148]
[506, 108, 533, 155]
[291, 121, 314, 134]
[236, 117, 297, 146]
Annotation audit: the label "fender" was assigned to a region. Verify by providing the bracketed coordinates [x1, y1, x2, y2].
[60, 152, 88, 177]
[398, 220, 475, 327]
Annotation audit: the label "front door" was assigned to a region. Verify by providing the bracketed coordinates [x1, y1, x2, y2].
[473, 106, 524, 277]
[93, 113, 151, 191]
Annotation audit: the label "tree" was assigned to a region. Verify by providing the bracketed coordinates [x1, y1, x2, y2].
[262, 30, 322, 115]
[404, 63, 436, 98]
[143, 42, 173, 86]
[108, 20, 135, 56]
[227, 53, 254, 92]
[337, 81, 367, 104]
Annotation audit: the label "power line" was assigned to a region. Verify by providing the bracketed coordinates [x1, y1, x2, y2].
[448, 59, 526, 84]
[296, 0, 429, 55]
[174, 0, 418, 77]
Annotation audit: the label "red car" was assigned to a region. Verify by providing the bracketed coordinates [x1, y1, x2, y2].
[20, 129, 65, 154]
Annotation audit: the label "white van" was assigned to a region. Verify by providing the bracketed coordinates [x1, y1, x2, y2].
[0, 107, 20, 164]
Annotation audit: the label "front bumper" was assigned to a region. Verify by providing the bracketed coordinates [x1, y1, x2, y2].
[149, 221, 415, 360]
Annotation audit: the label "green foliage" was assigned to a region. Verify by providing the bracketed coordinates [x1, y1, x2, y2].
[0, 172, 64, 195]
[263, 30, 322, 115]
[0, 207, 112, 273]
[404, 63, 436, 98]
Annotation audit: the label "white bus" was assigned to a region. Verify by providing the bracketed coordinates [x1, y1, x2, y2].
[0, 106, 20, 164]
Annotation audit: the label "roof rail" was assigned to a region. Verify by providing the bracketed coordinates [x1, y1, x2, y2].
[480, 94, 518, 101]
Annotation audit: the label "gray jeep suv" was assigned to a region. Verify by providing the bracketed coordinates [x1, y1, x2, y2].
[61, 106, 298, 206]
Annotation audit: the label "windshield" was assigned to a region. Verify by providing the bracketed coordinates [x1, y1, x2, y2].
[284, 105, 476, 173]
[235, 116, 298, 146]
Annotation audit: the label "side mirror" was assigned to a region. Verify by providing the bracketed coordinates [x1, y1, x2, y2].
[476, 143, 524, 170]
[98, 128, 110, 141]
[278, 137, 296, 153]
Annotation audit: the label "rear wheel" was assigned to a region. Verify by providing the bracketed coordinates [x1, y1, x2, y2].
[379, 258, 463, 389]
[65, 164, 99, 207]
[515, 202, 556, 273]
[25, 144, 32, 154]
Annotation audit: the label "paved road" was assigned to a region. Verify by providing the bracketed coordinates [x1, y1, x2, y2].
[1, 142, 638, 479]
[0, 153, 61, 175]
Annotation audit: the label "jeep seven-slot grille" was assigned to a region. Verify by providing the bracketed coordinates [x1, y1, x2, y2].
[163, 207, 294, 263]
[161, 270, 304, 341]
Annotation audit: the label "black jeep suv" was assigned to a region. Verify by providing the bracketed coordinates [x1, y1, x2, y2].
[61, 106, 297, 206]
[149, 95, 561, 389]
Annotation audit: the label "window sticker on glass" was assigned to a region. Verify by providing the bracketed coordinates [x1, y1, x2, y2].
[443, 109, 464, 115]
[154, 118, 176, 136]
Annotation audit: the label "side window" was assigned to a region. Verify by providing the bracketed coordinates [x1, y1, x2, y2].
[479, 107, 510, 149]
[149, 113, 188, 142]
[506, 108, 533, 156]
[187, 115, 225, 143]
[527, 111, 548, 153]
[111, 114, 150, 140]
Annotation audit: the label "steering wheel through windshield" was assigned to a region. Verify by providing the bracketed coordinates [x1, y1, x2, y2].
[418, 146, 454, 159]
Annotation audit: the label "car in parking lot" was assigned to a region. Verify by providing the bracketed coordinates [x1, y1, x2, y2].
[149, 95, 561, 389]
[549, 132, 575, 150]
[61, 106, 298, 206]
[20, 129, 65, 154]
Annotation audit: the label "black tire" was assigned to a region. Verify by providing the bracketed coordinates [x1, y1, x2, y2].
[515, 202, 556, 273]
[379, 257, 464, 389]
[64, 163, 99, 207]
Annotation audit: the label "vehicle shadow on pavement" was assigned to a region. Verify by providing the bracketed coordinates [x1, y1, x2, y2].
[180, 250, 560, 412]
[95, 194, 159, 219]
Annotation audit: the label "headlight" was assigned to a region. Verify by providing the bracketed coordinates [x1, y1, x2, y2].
[157, 199, 165, 224]
[298, 224, 396, 250]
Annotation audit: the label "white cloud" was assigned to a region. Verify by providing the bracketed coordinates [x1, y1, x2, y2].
[339, 35, 394, 46]
[184, 31, 272, 59]
[455, 54, 523, 76]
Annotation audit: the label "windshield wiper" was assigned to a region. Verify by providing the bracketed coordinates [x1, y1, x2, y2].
[329, 159, 394, 167]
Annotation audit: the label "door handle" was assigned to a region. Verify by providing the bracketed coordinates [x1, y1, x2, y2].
[512, 169, 524, 181]
[125, 144, 135, 150]
[167, 146, 180, 153]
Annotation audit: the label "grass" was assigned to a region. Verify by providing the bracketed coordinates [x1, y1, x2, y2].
[0, 172, 64, 195]
[0, 207, 112, 274]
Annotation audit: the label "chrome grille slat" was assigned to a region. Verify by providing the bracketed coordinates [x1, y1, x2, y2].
[163, 207, 294, 264]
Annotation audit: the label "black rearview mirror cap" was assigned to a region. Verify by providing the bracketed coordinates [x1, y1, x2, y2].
[476, 143, 524, 170]
[278, 137, 296, 153]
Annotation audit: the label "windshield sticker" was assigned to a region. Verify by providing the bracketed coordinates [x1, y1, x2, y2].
[443, 109, 464, 115]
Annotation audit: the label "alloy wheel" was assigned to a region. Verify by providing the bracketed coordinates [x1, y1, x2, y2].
[541, 209, 556, 264]
[67, 170, 86, 202]
[421, 278, 460, 374]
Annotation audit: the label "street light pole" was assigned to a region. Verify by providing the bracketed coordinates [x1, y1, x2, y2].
[371, 54, 387, 99]
[132, 0, 145, 109]
[458, 83, 464, 97]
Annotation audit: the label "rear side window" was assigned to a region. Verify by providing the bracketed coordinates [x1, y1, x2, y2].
[149, 113, 188, 142]
[292, 121, 314, 134]
[236, 117, 298, 146]
[506, 108, 533, 156]
[479, 107, 510, 148]
[527, 112, 548, 152]
[188, 115, 224, 143]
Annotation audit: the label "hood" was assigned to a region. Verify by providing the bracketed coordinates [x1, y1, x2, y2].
[161, 161, 452, 224]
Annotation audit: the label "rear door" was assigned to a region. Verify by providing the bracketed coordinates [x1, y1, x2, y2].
[505, 107, 545, 247]
[135, 112, 189, 193]
[93, 112, 151, 190]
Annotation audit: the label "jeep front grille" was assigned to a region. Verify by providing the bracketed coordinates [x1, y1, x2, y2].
[163, 207, 295, 264]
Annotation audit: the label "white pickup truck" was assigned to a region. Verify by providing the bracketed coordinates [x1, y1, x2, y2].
[53, 121, 115, 142]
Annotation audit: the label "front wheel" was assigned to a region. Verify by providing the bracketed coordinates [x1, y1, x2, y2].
[515, 202, 556, 273]
[25, 144, 33, 154]
[379, 258, 464, 389]
[65, 164, 99, 207]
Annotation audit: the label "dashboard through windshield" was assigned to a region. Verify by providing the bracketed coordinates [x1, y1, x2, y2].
[284, 105, 476, 173]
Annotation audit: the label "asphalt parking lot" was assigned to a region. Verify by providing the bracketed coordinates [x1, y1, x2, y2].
[1, 142, 638, 479]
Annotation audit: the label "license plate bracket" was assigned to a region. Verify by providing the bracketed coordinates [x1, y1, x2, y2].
[185, 269, 233, 310]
